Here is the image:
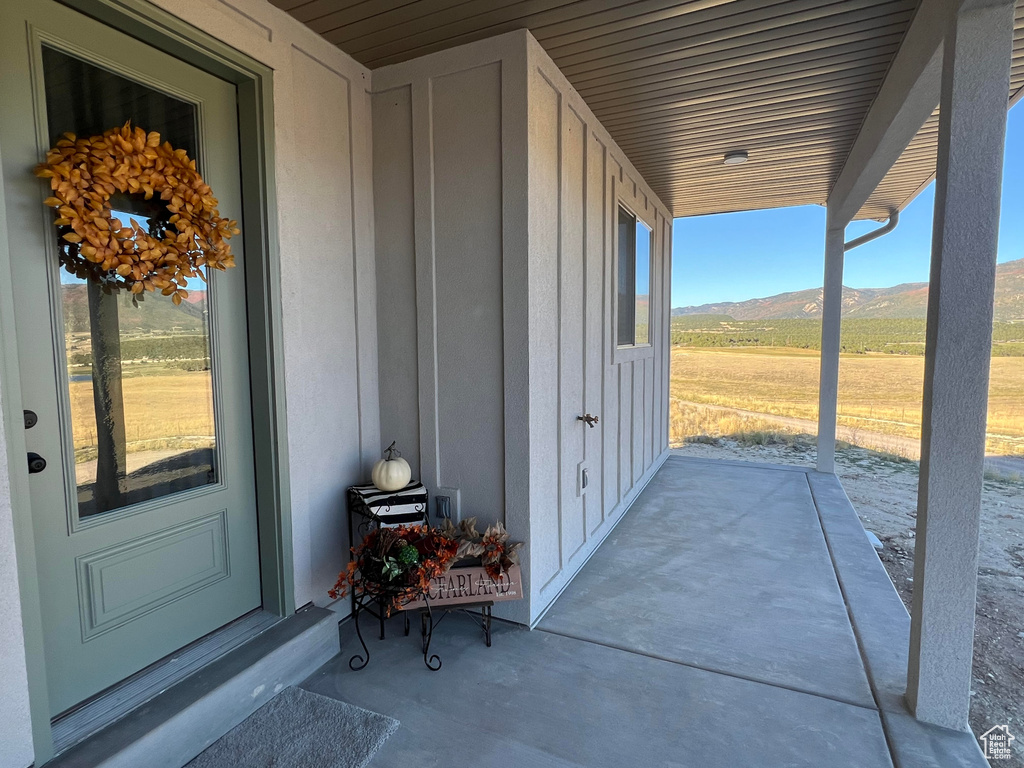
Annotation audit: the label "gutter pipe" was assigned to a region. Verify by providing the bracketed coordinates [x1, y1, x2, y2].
[844, 208, 899, 251]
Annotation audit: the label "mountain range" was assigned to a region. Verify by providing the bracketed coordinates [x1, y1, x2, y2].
[672, 257, 1024, 322]
[62, 284, 207, 335]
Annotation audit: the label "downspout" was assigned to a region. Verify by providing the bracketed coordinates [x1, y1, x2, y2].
[816, 206, 900, 474]
[844, 208, 899, 251]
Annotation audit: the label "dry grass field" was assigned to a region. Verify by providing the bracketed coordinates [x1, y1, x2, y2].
[670, 347, 1024, 457]
[69, 369, 215, 462]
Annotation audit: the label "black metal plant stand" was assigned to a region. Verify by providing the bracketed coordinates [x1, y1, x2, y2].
[346, 483, 429, 642]
[420, 602, 493, 648]
[348, 584, 441, 672]
[347, 593, 496, 671]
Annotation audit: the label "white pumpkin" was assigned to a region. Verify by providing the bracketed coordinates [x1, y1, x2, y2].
[372, 441, 411, 491]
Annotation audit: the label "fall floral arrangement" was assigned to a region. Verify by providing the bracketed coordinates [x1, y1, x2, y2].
[330, 519, 523, 615]
[34, 122, 239, 304]
[440, 517, 523, 580]
[330, 525, 460, 615]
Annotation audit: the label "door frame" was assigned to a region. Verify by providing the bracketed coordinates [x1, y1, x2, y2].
[0, 0, 294, 760]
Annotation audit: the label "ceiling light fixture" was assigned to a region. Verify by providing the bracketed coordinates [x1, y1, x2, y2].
[723, 150, 749, 165]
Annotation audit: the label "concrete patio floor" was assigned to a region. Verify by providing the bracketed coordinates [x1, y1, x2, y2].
[304, 456, 987, 767]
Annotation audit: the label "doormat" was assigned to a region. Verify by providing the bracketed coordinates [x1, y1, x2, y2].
[186, 686, 399, 768]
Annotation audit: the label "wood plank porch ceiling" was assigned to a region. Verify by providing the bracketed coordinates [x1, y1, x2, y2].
[271, 0, 1024, 221]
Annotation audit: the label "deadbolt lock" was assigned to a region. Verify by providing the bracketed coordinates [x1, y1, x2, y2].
[27, 452, 46, 474]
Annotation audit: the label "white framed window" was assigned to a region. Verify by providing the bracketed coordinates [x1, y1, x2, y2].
[616, 204, 653, 349]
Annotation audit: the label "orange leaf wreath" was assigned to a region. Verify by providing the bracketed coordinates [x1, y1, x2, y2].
[34, 122, 239, 304]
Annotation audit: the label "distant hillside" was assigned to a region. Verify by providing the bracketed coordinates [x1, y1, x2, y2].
[62, 284, 207, 334]
[672, 257, 1024, 321]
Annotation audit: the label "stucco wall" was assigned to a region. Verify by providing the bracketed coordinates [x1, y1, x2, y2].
[525, 37, 672, 621]
[149, 0, 380, 611]
[372, 31, 670, 625]
[372, 36, 531, 586]
[372, 34, 532, 623]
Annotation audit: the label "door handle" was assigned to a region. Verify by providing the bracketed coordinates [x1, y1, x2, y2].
[577, 413, 599, 428]
[27, 452, 46, 474]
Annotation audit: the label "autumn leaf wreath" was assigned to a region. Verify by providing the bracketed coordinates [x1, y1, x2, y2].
[35, 122, 239, 304]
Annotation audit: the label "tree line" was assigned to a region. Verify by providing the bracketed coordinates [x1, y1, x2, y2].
[671, 316, 1024, 356]
[69, 334, 210, 365]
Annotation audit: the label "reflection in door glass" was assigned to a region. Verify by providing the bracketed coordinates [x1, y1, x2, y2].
[44, 47, 217, 517]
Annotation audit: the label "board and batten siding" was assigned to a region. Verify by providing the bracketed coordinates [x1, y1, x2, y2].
[373, 30, 669, 626]
[372, 35, 530, 622]
[525, 36, 672, 621]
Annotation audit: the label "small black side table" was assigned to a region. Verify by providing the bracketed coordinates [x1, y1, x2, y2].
[346, 483, 429, 641]
[417, 601, 493, 648]
[348, 585, 442, 671]
[347, 482, 429, 535]
[347, 593, 493, 673]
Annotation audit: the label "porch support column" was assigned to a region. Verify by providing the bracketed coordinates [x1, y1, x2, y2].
[907, 0, 1015, 731]
[815, 211, 846, 474]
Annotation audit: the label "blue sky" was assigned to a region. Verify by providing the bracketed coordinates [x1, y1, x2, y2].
[60, 210, 208, 291]
[671, 104, 1024, 308]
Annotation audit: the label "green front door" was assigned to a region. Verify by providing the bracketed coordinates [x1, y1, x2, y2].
[0, 1, 262, 716]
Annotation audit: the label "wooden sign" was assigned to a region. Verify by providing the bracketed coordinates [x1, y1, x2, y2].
[404, 565, 522, 609]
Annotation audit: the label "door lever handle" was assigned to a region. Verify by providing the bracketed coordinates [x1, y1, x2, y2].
[577, 413, 599, 428]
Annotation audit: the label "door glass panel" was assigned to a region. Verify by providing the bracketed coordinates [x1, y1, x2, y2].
[42, 47, 217, 518]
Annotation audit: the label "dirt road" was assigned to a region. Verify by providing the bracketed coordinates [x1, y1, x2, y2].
[676, 399, 1024, 478]
[75, 445, 213, 485]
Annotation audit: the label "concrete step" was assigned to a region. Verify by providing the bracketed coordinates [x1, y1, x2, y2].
[46, 606, 339, 768]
